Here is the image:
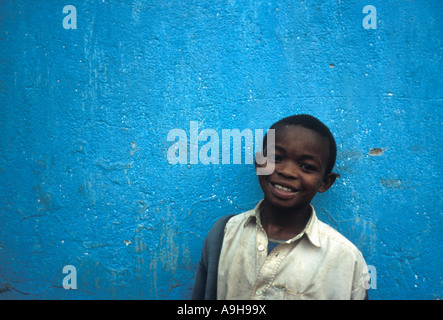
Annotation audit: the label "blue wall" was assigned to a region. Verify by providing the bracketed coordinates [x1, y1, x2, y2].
[0, 0, 441, 299]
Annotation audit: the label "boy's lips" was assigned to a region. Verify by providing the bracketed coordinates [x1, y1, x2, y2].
[269, 181, 300, 199]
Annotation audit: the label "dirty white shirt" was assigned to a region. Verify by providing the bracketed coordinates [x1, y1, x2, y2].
[217, 201, 368, 300]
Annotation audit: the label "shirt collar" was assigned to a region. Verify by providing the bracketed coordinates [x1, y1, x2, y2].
[245, 200, 321, 248]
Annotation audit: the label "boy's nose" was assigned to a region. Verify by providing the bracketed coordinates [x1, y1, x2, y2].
[276, 162, 299, 180]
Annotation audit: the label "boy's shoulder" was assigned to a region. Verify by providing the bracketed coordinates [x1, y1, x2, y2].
[224, 207, 256, 229]
[223, 203, 364, 260]
[316, 218, 365, 260]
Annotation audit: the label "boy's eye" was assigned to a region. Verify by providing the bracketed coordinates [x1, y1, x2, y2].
[267, 154, 283, 163]
[300, 163, 318, 172]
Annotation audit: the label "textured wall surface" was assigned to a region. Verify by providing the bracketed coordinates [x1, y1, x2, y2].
[0, 0, 442, 299]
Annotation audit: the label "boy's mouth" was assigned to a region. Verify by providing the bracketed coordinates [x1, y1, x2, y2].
[269, 182, 300, 199]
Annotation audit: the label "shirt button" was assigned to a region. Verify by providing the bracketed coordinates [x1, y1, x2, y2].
[258, 245, 264, 251]
[256, 290, 262, 296]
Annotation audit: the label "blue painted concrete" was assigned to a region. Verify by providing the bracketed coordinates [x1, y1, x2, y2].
[0, 0, 441, 299]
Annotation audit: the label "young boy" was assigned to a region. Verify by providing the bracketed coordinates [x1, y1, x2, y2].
[191, 114, 368, 300]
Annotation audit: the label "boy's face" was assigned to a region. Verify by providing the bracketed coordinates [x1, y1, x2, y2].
[256, 125, 337, 212]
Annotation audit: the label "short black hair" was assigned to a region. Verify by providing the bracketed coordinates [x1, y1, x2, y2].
[263, 114, 337, 174]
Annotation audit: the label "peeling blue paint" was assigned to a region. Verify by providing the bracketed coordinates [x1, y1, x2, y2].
[0, 0, 442, 299]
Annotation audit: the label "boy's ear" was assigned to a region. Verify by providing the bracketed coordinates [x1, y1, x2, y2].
[318, 172, 339, 193]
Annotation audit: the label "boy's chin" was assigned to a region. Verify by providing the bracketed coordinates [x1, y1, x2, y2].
[264, 195, 306, 211]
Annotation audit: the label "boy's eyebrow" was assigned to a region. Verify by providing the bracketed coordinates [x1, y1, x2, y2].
[273, 144, 323, 164]
[263, 144, 286, 154]
[273, 145, 286, 153]
[298, 154, 322, 165]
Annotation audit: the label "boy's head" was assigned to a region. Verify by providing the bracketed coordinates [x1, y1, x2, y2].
[264, 114, 337, 174]
[256, 114, 338, 211]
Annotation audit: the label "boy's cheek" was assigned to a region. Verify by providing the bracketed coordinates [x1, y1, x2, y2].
[257, 176, 271, 193]
[256, 164, 275, 176]
[255, 158, 275, 176]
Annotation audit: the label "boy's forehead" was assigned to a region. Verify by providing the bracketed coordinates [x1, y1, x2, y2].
[273, 125, 329, 153]
[275, 124, 324, 141]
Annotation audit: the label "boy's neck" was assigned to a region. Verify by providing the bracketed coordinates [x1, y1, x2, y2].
[260, 199, 312, 241]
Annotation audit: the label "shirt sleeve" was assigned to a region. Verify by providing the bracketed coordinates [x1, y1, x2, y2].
[191, 214, 235, 300]
[191, 236, 209, 300]
[351, 252, 370, 300]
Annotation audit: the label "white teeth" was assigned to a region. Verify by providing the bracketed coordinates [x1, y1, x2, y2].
[273, 183, 293, 192]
